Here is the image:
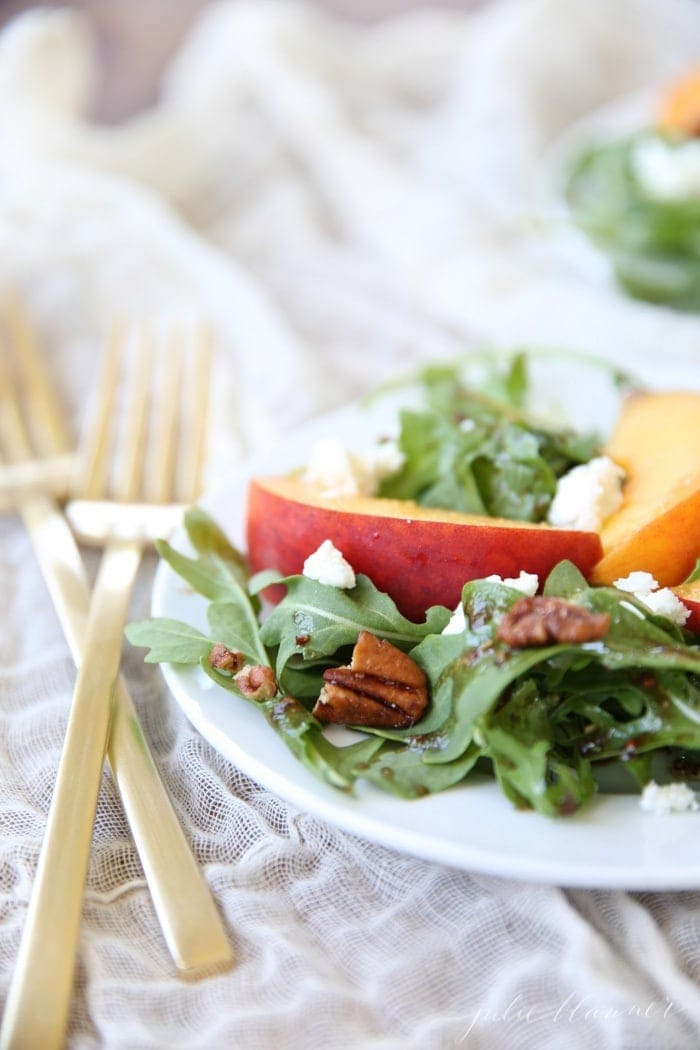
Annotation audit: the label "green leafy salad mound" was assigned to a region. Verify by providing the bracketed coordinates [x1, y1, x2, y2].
[375, 355, 600, 522]
[127, 509, 700, 818]
[565, 134, 700, 309]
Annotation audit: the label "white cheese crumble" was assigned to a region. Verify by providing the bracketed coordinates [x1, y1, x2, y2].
[614, 571, 658, 595]
[484, 571, 539, 597]
[643, 588, 691, 625]
[303, 438, 403, 499]
[632, 136, 700, 202]
[640, 780, 699, 815]
[442, 602, 466, 635]
[614, 571, 690, 627]
[362, 440, 405, 483]
[302, 540, 356, 589]
[547, 456, 625, 533]
[304, 438, 371, 498]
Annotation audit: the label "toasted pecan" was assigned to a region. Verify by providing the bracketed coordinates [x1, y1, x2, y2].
[313, 630, 428, 728]
[497, 596, 610, 648]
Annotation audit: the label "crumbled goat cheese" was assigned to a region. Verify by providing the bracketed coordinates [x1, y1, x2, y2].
[484, 571, 539, 597]
[442, 602, 466, 635]
[640, 588, 690, 626]
[459, 418, 476, 433]
[614, 571, 690, 627]
[614, 571, 659, 595]
[359, 440, 405, 483]
[304, 438, 373, 498]
[304, 438, 403, 499]
[640, 780, 699, 814]
[303, 540, 356, 589]
[632, 136, 700, 202]
[547, 456, 625, 533]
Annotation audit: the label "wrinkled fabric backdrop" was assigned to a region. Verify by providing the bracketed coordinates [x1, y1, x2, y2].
[1, 1, 700, 1046]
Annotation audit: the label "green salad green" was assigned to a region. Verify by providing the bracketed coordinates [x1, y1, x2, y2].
[127, 509, 700, 818]
[377, 356, 600, 522]
[565, 133, 700, 309]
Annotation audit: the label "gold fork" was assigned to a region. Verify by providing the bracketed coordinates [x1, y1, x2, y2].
[0, 302, 232, 1050]
[0, 452, 75, 508]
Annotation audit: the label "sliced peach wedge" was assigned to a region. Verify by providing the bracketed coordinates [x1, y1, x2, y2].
[246, 391, 700, 625]
[591, 392, 700, 590]
[246, 476, 602, 622]
[658, 66, 700, 137]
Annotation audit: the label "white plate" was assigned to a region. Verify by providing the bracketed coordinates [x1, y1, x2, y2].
[152, 358, 700, 890]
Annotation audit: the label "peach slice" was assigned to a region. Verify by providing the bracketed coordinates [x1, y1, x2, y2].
[673, 580, 700, 635]
[246, 476, 602, 621]
[591, 392, 700, 587]
[658, 67, 700, 137]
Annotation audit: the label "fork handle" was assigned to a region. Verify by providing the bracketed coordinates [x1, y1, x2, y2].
[12, 500, 233, 959]
[2, 539, 142, 1050]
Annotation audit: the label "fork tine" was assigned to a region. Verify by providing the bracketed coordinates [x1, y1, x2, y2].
[144, 327, 183, 504]
[178, 323, 212, 504]
[78, 321, 124, 500]
[1, 294, 72, 456]
[0, 303, 232, 1000]
[112, 326, 154, 503]
[0, 329, 33, 461]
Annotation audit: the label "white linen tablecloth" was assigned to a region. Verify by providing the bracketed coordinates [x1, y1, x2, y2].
[2, 1, 700, 1046]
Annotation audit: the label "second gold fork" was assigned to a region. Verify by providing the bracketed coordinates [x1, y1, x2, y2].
[1, 311, 232, 1050]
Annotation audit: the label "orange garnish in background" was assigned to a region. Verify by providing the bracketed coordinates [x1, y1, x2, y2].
[658, 67, 700, 137]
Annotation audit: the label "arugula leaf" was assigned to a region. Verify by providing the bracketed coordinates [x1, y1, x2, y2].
[207, 601, 269, 666]
[359, 741, 481, 798]
[569, 671, 700, 762]
[156, 539, 252, 605]
[260, 573, 450, 679]
[125, 619, 213, 664]
[382, 355, 529, 422]
[422, 644, 576, 765]
[249, 568, 285, 595]
[480, 679, 596, 816]
[276, 658, 334, 701]
[460, 578, 523, 644]
[543, 560, 589, 599]
[378, 372, 600, 523]
[471, 424, 558, 521]
[201, 660, 383, 791]
[503, 353, 528, 408]
[130, 513, 270, 667]
[578, 591, 700, 672]
[376, 409, 487, 513]
[183, 507, 248, 577]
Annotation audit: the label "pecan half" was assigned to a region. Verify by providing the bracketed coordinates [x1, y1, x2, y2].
[208, 644, 245, 672]
[313, 630, 428, 728]
[497, 596, 610, 648]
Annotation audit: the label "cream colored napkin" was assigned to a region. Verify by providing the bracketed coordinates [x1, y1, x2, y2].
[2, 2, 700, 1048]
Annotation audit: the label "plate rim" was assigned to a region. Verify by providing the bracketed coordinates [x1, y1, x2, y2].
[156, 656, 700, 890]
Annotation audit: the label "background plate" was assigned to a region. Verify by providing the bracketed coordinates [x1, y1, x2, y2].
[152, 355, 700, 889]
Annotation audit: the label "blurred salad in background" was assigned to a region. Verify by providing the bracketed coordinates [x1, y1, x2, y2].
[565, 68, 700, 309]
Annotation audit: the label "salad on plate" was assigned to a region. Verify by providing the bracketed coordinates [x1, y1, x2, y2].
[128, 354, 700, 819]
[565, 68, 700, 309]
